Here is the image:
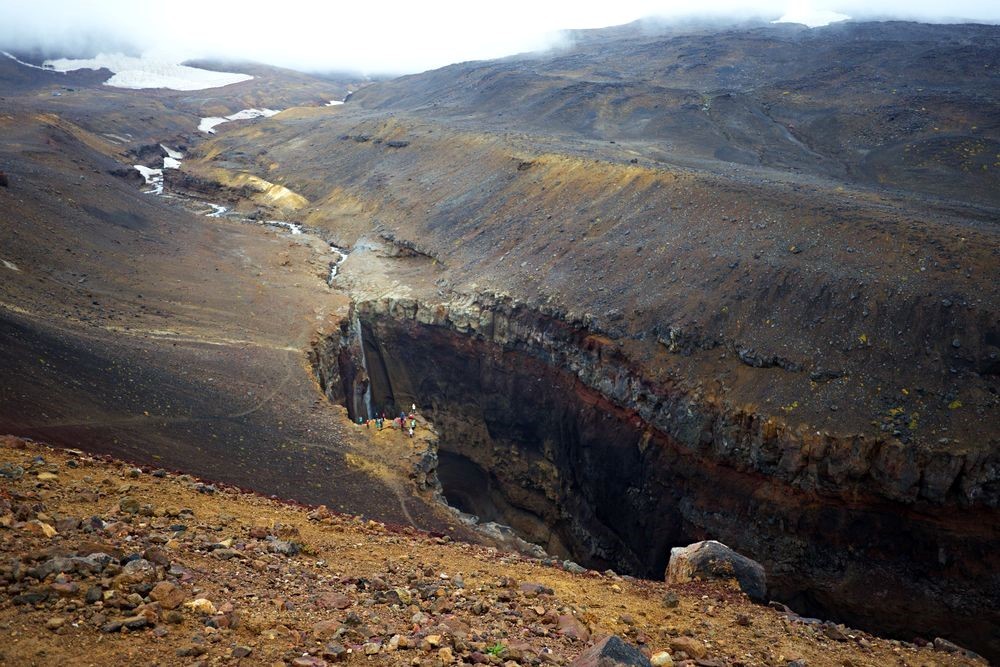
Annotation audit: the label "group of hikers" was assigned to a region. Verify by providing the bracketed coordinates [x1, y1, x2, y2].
[355, 402, 419, 437]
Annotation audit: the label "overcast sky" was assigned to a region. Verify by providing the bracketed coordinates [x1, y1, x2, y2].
[1, 0, 997, 75]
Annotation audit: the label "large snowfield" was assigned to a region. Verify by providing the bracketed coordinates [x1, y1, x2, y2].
[41, 53, 253, 90]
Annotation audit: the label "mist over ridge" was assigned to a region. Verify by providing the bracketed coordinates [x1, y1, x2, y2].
[2, 0, 999, 75]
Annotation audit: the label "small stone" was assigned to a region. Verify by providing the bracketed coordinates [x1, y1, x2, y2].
[144, 546, 171, 567]
[558, 615, 591, 642]
[323, 642, 348, 661]
[438, 646, 454, 662]
[46, 617, 66, 631]
[662, 591, 679, 608]
[311, 619, 341, 640]
[115, 558, 156, 590]
[150, 581, 186, 610]
[119, 497, 141, 514]
[51, 581, 79, 596]
[122, 615, 149, 630]
[267, 539, 300, 556]
[520, 582, 553, 596]
[364, 642, 383, 655]
[184, 598, 216, 615]
[292, 657, 328, 667]
[316, 592, 351, 609]
[55, 517, 80, 533]
[36, 472, 58, 482]
[650, 652, 673, 666]
[24, 519, 57, 538]
[101, 620, 124, 633]
[0, 463, 24, 479]
[668, 637, 706, 660]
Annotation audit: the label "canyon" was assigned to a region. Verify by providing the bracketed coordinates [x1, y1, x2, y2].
[0, 19, 997, 663]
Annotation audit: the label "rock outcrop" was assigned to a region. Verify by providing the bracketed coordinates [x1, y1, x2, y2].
[311, 292, 1000, 660]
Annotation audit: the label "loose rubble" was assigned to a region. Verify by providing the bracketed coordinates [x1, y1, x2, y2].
[0, 436, 986, 666]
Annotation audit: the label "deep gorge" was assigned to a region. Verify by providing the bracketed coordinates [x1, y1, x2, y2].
[310, 294, 999, 660]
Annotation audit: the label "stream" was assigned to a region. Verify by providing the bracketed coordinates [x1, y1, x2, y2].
[132, 144, 350, 278]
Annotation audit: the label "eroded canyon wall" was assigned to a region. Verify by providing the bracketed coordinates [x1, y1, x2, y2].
[312, 294, 999, 658]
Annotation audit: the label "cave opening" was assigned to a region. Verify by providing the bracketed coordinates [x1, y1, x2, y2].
[436, 450, 503, 523]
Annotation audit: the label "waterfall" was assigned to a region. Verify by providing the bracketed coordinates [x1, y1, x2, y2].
[351, 308, 374, 420]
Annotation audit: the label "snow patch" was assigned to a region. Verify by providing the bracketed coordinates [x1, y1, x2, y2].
[205, 204, 228, 218]
[133, 164, 164, 194]
[160, 144, 183, 160]
[163, 157, 182, 170]
[325, 99, 344, 106]
[42, 53, 252, 91]
[198, 108, 280, 134]
[198, 117, 228, 134]
[2, 259, 20, 271]
[773, 2, 850, 27]
[226, 108, 279, 121]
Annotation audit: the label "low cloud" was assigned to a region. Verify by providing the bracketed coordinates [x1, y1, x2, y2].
[0, 0, 996, 75]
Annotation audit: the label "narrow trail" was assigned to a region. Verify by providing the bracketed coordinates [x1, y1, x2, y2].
[390, 478, 417, 526]
[226, 351, 296, 419]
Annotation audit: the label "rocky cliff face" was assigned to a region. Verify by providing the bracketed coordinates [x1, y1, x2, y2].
[312, 293, 999, 659]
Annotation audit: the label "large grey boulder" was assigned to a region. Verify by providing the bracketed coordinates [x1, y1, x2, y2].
[569, 635, 651, 667]
[666, 540, 767, 601]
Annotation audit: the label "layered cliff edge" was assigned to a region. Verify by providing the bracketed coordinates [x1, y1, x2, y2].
[309, 280, 998, 661]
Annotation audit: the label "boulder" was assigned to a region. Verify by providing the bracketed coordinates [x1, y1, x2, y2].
[570, 635, 651, 666]
[666, 540, 766, 601]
